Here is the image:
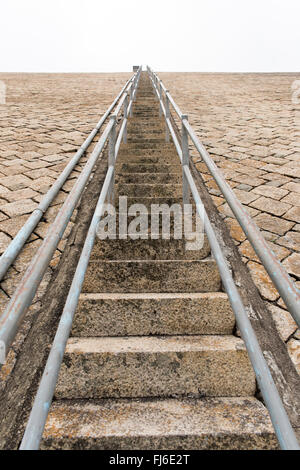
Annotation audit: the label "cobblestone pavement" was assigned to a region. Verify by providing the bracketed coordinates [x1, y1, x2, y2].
[0, 72, 131, 383]
[161, 72, 300, 373]
[0, 72, 299, 381]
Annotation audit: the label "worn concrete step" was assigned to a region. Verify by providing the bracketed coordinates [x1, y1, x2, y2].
[116, 183, 182, 198]
[116, 173, 182, 184]
[115, 196, 184, 209]
[91, 235, 209, 260]
[118, 163, 181, 174]
[118, 147, 177, 157]
[116, 154, 179, 164]
[55, 335, 256, 399]
[129, 118, 164, 123]
[127, 124, 164, 131]
[132, 111, 158, 115]
[127, 138, 166, 144]
[127, 125, 165, 133]
[72, 292, 234, 337]
[42, 398, 276, 450]
[123, 142, 174, 150]
[82, 259, 219, 293]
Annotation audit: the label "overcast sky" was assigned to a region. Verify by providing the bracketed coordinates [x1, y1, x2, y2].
[0, 0, 299, 73]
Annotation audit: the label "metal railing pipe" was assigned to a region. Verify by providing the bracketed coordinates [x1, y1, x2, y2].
[148, 65, 300, 327]
[183, 165, 300, 450]
[0, 75, 134, 281]
[0, 119, 114, 364]
[147, 66, 300, 448]
[19, 65, 143, 449]
[20, 166, 114, 450]
[183, 119, 300, 327]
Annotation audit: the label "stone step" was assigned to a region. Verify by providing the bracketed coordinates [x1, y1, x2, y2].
[127, 125, 164, 131]
[55, 335, 256, 399]
[115, 196, 185, 209]
[91, 235, 210, 260]
[123, 142, 174, 150]
[116, 173, 182, 184]
[118, 147, 177, 156]
[127, 125, 165, 133]
[41, 397, 276, 450]
[116, 183, 182, 198]
[116, 154, 179, 165]
[127, 138, 166, 144]
[72, 292, 234, 337]
[82, 259, 220, 293]
[118, 163, 181, 173]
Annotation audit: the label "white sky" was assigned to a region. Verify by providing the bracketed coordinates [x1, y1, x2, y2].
[0, 0, 299, 72]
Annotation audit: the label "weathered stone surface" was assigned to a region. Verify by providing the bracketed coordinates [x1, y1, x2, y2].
[0, 198, 37, 217]
[0, 231, 11, 254]
[250, 196, 291, 217]
[91, 236, 210, 260]
[247, 261, 279, 301]
[116, 183, 182, 198]
[268, 305, 297, 341]
[282, 253, 300, 278]
[287, 339, 300, 374]
[251, 185, 289, 200]
[284, 207, 300, 224]
[254, 213, 294, 235]
[277, 231, 300, 251]
[72, 292, 234, 336]
[83, 259, 221, 293]
[56, 335, 255, 399]
[42, 398, 277, 450]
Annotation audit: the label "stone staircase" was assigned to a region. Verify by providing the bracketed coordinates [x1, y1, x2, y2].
[41, 73, 277, 449]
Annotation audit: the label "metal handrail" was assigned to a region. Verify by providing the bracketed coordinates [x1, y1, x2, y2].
[0, 67, 142, 367]
[147, 66, 299, 450]
[147, 67, 300, 328]
[0, 75, 134, 282]
[19, 66, 142, 450]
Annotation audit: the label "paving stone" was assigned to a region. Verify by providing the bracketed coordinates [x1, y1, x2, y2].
[254, 213, 294, 235]
[268, 304, 297, 341]
[284, 206, 300, 224]
[0, 231, 11, 254]
[250, 196, 291, 216]
[239, 240, 290, 263]
[0, 214, 38, 238]
[251, 185, 289, 200]
[247, 261, 279, 301]
[277, 231, 300, 252]
[232, 189, 259, 204]
[281, 182, 300, 194]
[287, 339, 300, 374]
[225, 218, 246, 242]
[0, 174, 32, 191]
[282, 253, 300, 278]
[3, 188, 38, 203]
[0, 199, 37, 217]
[280, 192, 300, 207]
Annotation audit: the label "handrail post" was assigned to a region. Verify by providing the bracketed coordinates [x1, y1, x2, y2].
[133, 73, 137, 101]
[123, 93, 128, 143]
[165, 91, 170, 142]
[181, 114, 190, 204]
[159, 82, 163, 117]
[129, 84, 133, 117]
[108, 114, 116, 204]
